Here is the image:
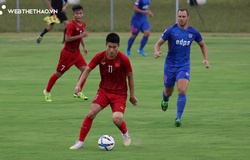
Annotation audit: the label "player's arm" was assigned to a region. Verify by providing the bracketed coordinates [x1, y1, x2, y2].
[62, 0, 69, 12]
[127, 72, 138, 106]
[74, 66, 92, 94]
[133, 0, 153, 17]
[65, 30, 88, 42]
[198, 40, 210, 69]
[154, 38, 165, 59]
[45, 0, 53, 10]
[81, 38, 88, 55]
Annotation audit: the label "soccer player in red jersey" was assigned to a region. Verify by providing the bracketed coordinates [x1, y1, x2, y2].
[43, 4, 88, 102]
[69, 33, 138, 149]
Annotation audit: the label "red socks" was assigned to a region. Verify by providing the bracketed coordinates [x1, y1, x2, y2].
[79, 116, 93, 141]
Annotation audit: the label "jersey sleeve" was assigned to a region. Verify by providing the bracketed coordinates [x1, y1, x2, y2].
[66, 22, 74, 36]
[88, 52, 101, 70]
[122, 55, 133, 73]
[161, 26, 173, 41]
[194, 31, 203, 43]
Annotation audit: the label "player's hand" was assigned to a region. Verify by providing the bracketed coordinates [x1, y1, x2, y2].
[154, 51, 161, 59]
[81, 29, 89, 38]
[83, 47, 88, 55]
[203, 60, 210, 69]
[74, 85, 81, 94]
[130, 97, 138, 106]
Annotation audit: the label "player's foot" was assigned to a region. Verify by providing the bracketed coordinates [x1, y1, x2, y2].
[161, 100, 168, 111]
[43, 89, 52, 102]
[69, 141, 84, 150]
[74, 92, 88, 100]
[175, 118, 182, 127]
[122, 133, 131, 146]
[37, 35, 43, 44]
[137, 49, 147, 56]
[126, 50, 131, 57]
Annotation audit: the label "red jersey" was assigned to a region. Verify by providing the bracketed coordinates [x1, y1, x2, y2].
[88, 51, 133, 95]
[63, 20, 86, 53]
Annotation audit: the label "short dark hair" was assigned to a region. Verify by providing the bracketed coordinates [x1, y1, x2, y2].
[178, 8, 189, 16]
[72, 4, 83, 12]
[106, 33, 120, 44]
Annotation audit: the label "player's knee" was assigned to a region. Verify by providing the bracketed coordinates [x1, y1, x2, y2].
[112, 116, 122, 126]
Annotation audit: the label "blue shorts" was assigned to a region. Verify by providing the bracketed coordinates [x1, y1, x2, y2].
[130, 17, 150, 35]
[163, 65, 190, 88]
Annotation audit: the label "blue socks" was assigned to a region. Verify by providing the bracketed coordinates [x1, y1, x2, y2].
[127, 37, 135, 51]
[139, 36, 148, 50]
[176, 94, 186, 119]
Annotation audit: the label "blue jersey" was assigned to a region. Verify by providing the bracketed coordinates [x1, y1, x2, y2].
[133, 0, 150, 20]
[161, 24, 203, 67]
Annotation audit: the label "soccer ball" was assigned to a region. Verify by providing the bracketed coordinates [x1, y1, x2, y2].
[187, 0, 207, 6]
[68, 0, 80, 5]
[98, 135, 115, 151]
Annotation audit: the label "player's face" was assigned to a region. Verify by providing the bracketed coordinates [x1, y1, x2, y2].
[73, 10, 84, 23]
[178, 11, 189, 28]
[106, 42, 119, 59]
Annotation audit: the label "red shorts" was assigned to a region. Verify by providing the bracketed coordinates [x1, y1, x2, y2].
[56, 49, 87, 73]
[92, 89, 127, 114]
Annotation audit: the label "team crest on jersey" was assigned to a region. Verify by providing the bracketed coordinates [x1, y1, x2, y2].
[188, 34, 193, 38]
[76, 28, 79, 31]
[101, 62, 106, 65]
[115, 63, 120, 67]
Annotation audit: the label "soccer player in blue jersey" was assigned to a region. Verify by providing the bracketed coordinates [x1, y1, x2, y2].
[154, 8, 210, 127]
[126, 0, 154, 57]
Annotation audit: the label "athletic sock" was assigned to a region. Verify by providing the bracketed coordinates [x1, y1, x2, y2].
[162, 91, 169, 101]
[79, 116, 93, 141]
[176, 94, 186, 119]
[127, 37, 135, 51]
[139, 36, 148, 50]
[46, 73, 59, 92]
[40, 28, 49, 37]
[118, 120, 127, 134]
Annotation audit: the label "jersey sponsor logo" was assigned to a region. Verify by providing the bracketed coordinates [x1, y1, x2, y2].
[176, 39, 191, 46]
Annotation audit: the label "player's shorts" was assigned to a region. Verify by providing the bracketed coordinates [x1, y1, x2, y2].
[163, 64, 190, 88]
[130, 17, 150, 35]
[56, 49, 87, 73]
[92, 88, 127, 114]
[50, 12, 68, 24]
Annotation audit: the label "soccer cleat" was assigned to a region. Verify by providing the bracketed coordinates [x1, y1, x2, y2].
[126, 50, 131, 57]
[43, 89, 52, 102]
[137, 49, 147, 56]
[175, 118, 182, 127]
[69, 141, 83, 150]
[161, 100, 168, 111]
[74, 92, 88, 100]
[122, 133, 131, 146]
[36, 35, 43, 44]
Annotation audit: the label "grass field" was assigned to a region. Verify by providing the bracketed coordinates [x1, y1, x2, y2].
[0, 32, 250, 160]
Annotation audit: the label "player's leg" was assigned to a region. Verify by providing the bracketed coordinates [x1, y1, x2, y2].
[74, 54, 88, 100]
[161, 64, 176, 111]
[57, 12, 68, 44]
[175, 66, 190, 127]
[43, 49, 73, 101]
[110, 94, 131, 146]
[126, 19, 140, 56]
[137, 20, 150, 56]
[70, 103, 103, 149]
[70, 90, 108, 149]
[37, 24, 54, 44]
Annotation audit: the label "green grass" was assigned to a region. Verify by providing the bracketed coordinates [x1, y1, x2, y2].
[0, 32, 250, 160]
